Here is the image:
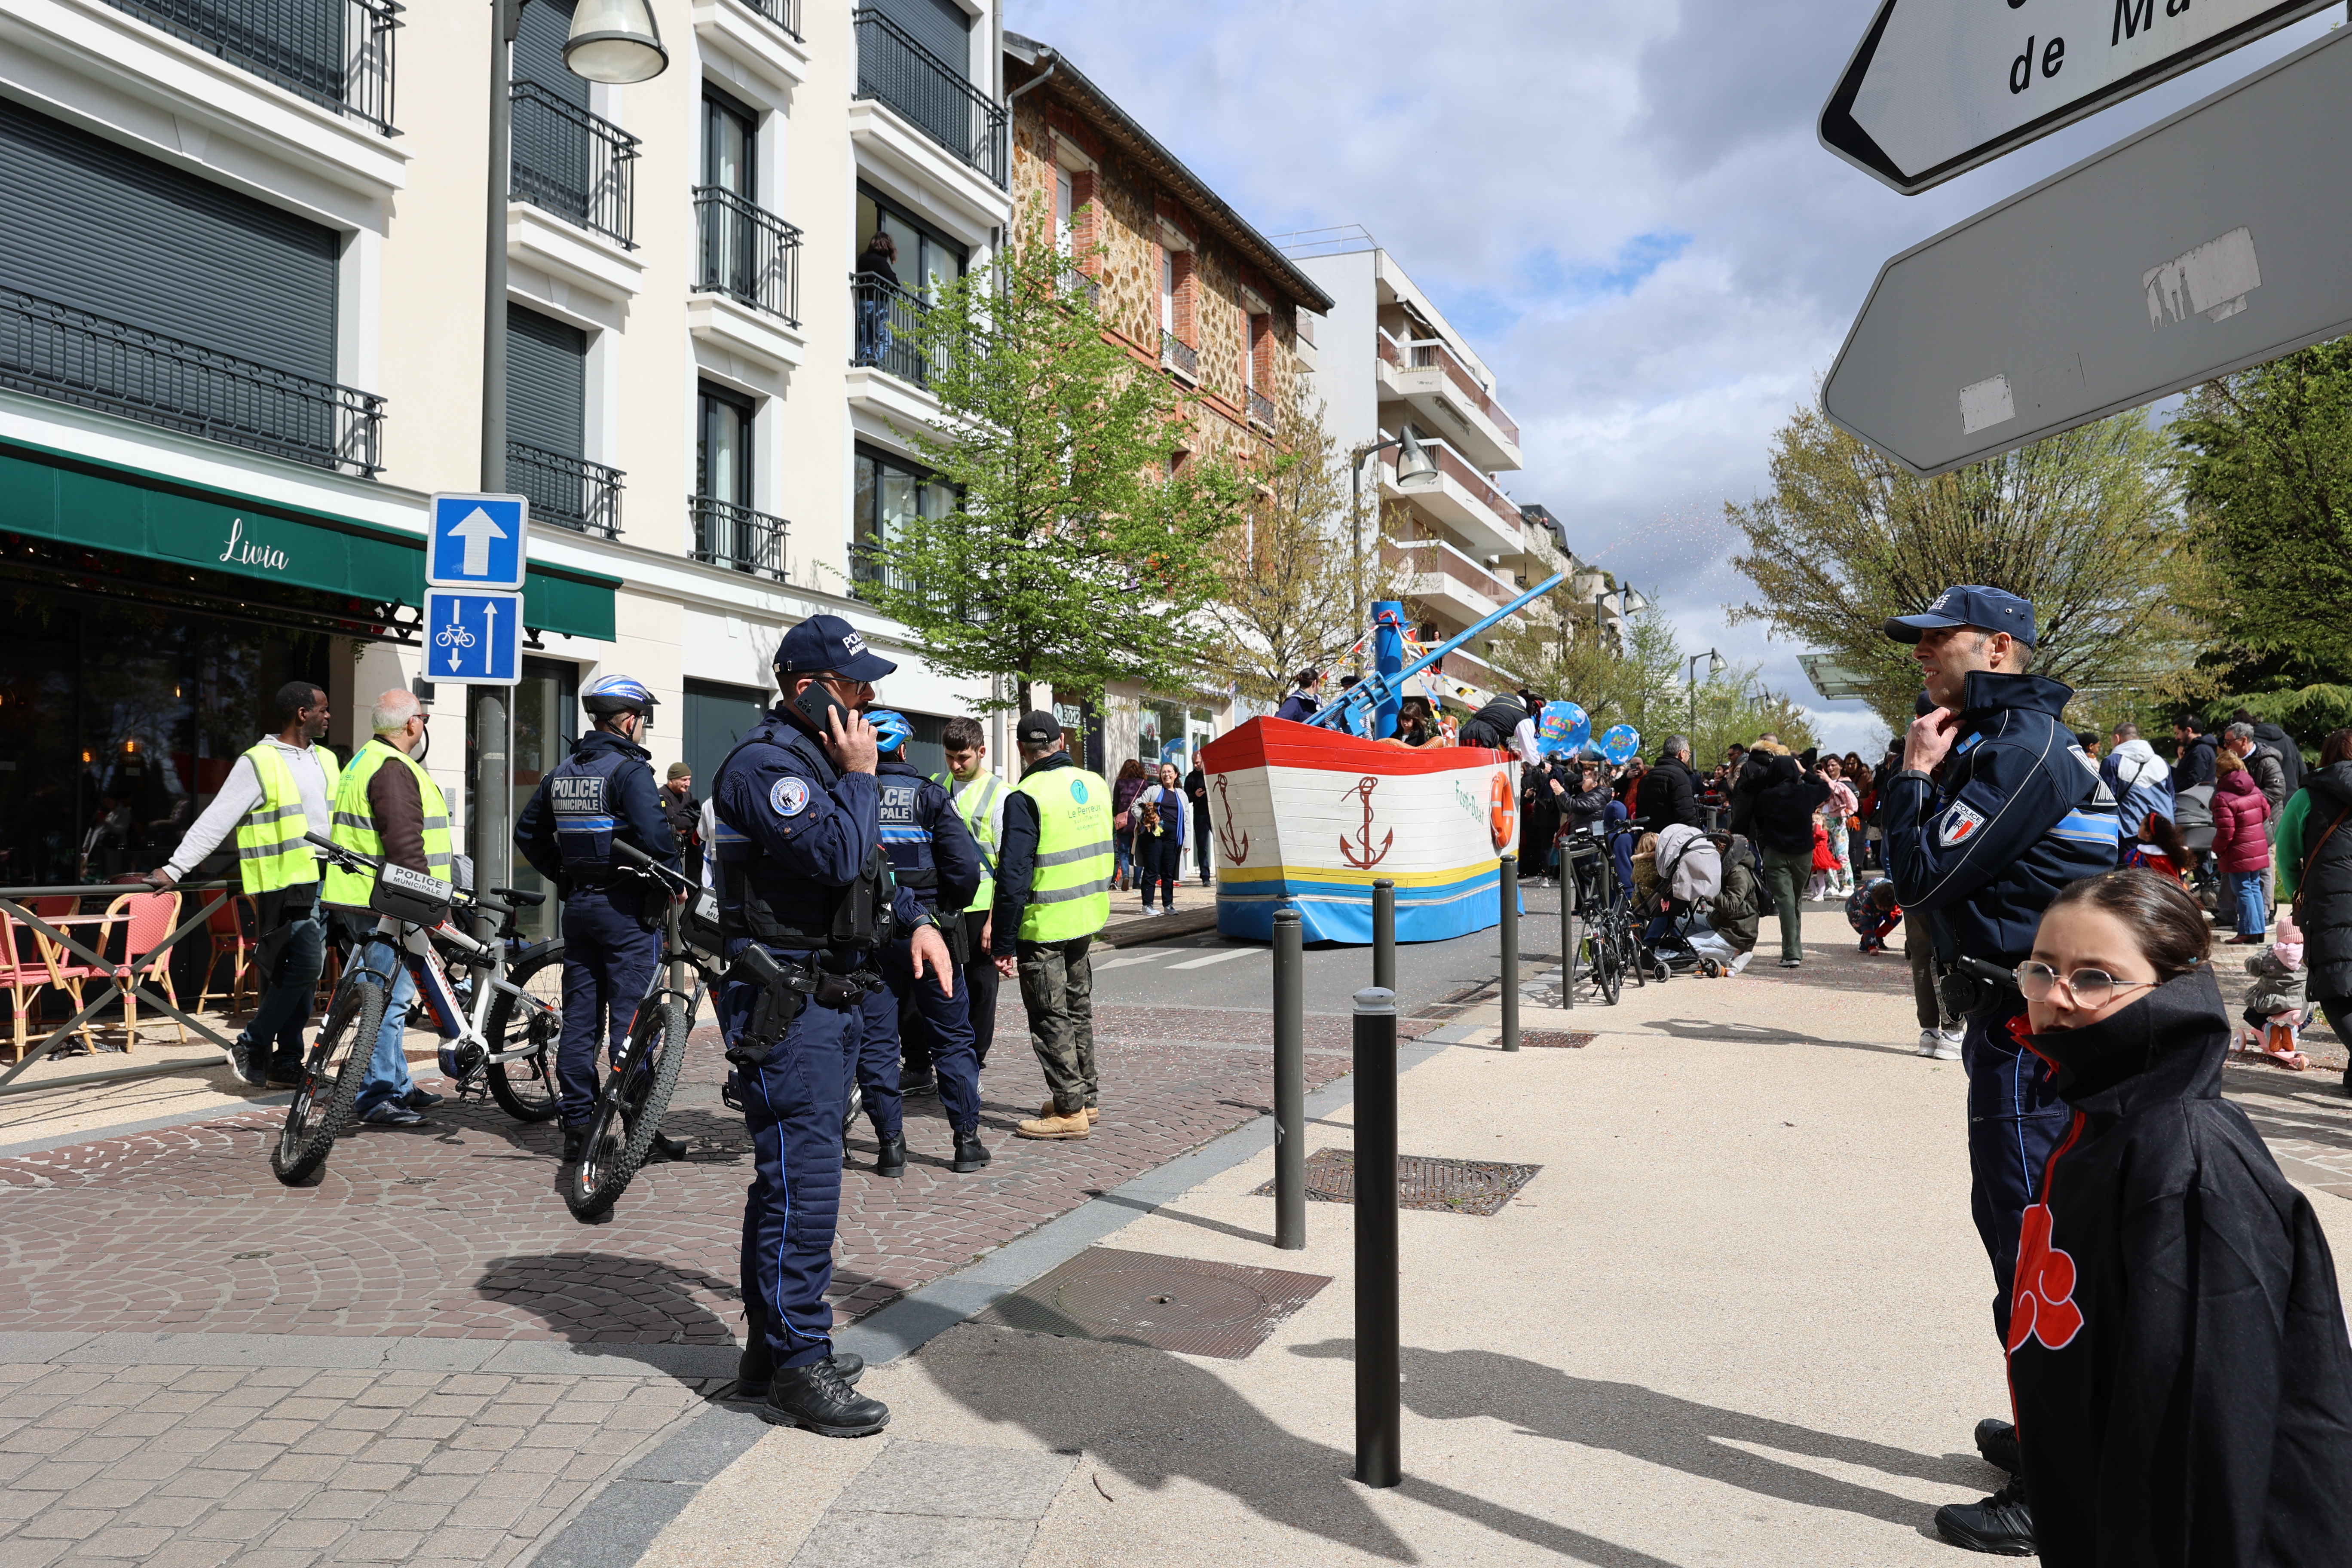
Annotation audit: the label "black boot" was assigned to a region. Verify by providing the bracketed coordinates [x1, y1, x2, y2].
[561, 1126, 587, 1164]
[1934, 1476, 2034, 1555]
[898, 1068, 937, 1096]
[873, 1136, 906, 1177]
[650, 1131, 688, 1162]
[737, 1339, 862, 1397]
[951, 1129, 991, 1173]
[1973, 1417, 2021, 1476]
[760, 1358, 889, 1436]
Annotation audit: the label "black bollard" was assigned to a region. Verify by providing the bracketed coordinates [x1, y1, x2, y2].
[1371, 879, 1396, 994]
[1499, 853, 1520, 1050]
[1273, 909, 1306, 1250]
[1354, 985, 1401, 1489]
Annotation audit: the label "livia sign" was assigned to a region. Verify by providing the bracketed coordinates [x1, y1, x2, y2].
[1820, 0, 2333, 193]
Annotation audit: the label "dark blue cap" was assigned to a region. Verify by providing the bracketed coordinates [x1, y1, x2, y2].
[774, 613, 897, 680]
[1883, 585, 2036, 649]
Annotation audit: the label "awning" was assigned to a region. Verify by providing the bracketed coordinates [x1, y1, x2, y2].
[0, 437, 619, 641]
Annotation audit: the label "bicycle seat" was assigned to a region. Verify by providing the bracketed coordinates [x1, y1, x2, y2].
[493, 887, 547, 906]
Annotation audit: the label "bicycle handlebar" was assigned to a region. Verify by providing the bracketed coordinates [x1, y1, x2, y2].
[611, 839, 692, 891]
[301, 832, 512, 921]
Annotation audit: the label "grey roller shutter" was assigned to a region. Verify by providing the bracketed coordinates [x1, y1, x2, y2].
[506, 304, 585, 457]
[872, 0, 970, 75]
[0, 96, 338, 380]
[514, 0, 587, 108]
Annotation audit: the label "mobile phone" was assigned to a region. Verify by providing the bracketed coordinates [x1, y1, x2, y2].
[792, 680, 851, 737]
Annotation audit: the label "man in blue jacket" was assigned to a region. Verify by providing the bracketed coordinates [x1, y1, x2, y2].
[1880, 586, 2120, 1555]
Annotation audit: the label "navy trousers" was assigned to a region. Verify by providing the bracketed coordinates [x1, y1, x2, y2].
[849, 981, 905, 1144]
[729, 969, 855, 1372]
[880, 932, 980, 1135]
[1963, 1002, 2071, 1338]
[556, 889, 660, 1127]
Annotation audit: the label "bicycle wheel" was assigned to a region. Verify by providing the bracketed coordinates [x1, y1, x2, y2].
[271, 977, 386, 1185]
[1591, 933, 1623, 1006]
[1617, 922, 1646, 989]
[566, 997, 689, 1221]
[485, 940, 566, 1123]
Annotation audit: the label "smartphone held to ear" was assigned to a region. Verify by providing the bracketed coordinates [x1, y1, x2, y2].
[793, 680, 851, 735]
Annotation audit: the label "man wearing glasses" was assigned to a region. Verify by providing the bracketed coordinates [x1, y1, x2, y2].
[1880, 587, 2121, 1555]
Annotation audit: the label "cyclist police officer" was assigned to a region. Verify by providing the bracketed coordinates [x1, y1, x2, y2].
[1880, 585, 2120, 1555]
[865, 710, 987, 1176]
[711, 615, 952, 1438]
[514, 675, 682, 1166]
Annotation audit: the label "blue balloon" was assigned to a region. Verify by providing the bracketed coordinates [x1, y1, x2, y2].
[1538, 701, 1590, 754]
[1601, 724, 1642, 766]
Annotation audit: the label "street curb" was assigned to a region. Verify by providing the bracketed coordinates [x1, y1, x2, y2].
[0, 1329, 740, 1380]
[1097, 904, 1220, 947]
[0, 1093, 294, 1162]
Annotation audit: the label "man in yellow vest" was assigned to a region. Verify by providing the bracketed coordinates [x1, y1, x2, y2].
[147, 680, 339, 1089]
[990, 710, 1115, 1140]
[322, 689, 452, 1128]
[925, 714, 1005, 1079]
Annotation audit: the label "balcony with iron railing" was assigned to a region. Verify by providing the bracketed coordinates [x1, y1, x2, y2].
[738, 0, 799, 39]
[694, 187, 801, 325]
[1161, 329, 1197, 380]
[849, 539, 923, 601]
[0, 288, 383, 475]
[508, 441, 622, 537]
[99, 0, 401, 134]
[1375, 325, 1521, 469]
[850, 272, 955, 388]
[852, 8, 1005, 187]
[510, 80, 639, 248]
[1246, 386, 1274, 429]
[690, 494, 788, 581]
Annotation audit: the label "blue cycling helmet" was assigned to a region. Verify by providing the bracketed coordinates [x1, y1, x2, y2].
[867, 709, 913, 753]
[584, 674, 658, 721]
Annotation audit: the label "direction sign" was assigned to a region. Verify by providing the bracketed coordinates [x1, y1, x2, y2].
[426, 493, 527, 590]
[1819, 0, 2331, 194]
[1822, 28, 2352, 477]
[422, 588, 521, 686]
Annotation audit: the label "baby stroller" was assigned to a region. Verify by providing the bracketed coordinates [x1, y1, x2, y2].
[1631, 824, 1725, 980]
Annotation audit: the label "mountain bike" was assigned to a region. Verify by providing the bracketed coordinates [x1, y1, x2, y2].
[270, 834, 564, 1184]
[1558, 822, 1648, 1007]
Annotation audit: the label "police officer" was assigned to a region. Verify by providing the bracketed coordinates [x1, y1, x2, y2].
[861, 710, 988, 1175]
[1880, 585, 2120, 1555]
[711, 614, 951, 1437]
[514, 675, 682, 1165]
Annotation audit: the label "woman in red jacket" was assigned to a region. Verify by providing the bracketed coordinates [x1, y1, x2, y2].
[2211, 752, 2273, 943]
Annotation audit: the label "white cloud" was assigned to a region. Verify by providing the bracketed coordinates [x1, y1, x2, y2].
[1007, 0, 2341, 714]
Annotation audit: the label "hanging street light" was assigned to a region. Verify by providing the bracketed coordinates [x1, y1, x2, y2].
[563, 0, 669, 83]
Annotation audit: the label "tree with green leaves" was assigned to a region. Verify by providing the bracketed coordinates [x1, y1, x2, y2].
[1723, 405, 2194, 732]
[851, 205, 1251, 713]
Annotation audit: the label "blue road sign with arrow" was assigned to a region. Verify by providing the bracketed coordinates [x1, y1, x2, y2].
[423, 588, 521, 685]
[427, 493, 527, 589]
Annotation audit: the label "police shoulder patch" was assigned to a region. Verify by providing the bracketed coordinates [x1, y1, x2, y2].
[770, 777, 811, 818]
[1940, 800, 1987, 847]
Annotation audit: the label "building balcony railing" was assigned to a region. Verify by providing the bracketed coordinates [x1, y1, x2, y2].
[1161, 330, 1197, 380]
[510, 80, 638, 249]
[851, 8, 1005, 188]
[0, 288, 383, 475]
[100, 0, 401, 135]
[1378, 325, 1520, 449]
[849, 540, 923, 600]
[693, 187, 801, 325]
[690, 494, 788, 581]
[739, 0, 799, 39]
[1246, 386, 1274, 429]
[508, 440, 621, 537]
[1056, 261, 1100, 312]
[850, 272, 953, 388]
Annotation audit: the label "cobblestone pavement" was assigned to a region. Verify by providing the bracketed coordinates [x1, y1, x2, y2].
[0, 1358, 715, 1568]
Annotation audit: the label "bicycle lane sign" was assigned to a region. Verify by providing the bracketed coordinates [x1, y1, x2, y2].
[423, 588, 521, 685]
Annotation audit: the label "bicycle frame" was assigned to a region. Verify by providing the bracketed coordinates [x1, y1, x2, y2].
[367, 919, 549, 1066]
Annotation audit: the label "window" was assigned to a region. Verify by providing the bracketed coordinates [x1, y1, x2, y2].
[1159, 249, 1173, 334]
[1243, 315, 1259, 391]
[1054, 168, 1073, 256]
[852, 443, 958, 589]
[697, 382, 753, 505]
[704, 90, 755, 196]
[856, 183, 967, 303]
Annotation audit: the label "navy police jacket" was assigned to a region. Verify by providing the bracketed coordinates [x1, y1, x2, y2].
[876, 756, 981, 916]
[710, 707, 925, 952]
[1883, 670, 2120, 965]
[515, 729, 678, 918]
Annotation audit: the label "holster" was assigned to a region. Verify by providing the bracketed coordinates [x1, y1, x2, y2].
[723, 945, 812, 1069]
[939, 913, 971, 968]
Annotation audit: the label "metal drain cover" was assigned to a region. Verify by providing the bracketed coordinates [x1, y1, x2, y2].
[1253, 1149, 1542, 1216]
[1519, 1030, 1594, 1049]
[975, 1246, 1330, 1359]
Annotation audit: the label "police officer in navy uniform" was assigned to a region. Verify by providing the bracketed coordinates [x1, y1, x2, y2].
[863, 710, 988, 1176]
[514, 674, 684, 1166]
[1879, 586, 2121, 1555]
[711, 615, 952, 1437]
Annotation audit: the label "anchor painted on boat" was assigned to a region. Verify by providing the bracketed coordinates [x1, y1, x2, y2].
[1213, 774, 1250, 864]
[1339, 776, 1393, 869]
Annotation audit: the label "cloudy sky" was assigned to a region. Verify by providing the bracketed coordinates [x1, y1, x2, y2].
[1004, 0, 2344, 754]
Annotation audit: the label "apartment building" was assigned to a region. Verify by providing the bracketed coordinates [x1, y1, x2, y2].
[1284, 229, 1566, 707]
[1003, 31, 1330, 775]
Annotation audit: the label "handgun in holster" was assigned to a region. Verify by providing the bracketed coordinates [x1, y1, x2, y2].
[723, 944, 812, 1069]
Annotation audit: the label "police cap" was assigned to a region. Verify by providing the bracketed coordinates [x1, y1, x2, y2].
[1883, 585, 2036, 648]
[775, 613, 897, 680]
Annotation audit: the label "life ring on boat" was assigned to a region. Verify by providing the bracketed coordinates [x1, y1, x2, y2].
[1489, 770, 1517, 852]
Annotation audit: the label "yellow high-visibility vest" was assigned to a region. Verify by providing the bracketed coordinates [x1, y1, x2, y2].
[323, 739, 453, 909]
[933, 769, 1004, 913]
[233, 741, 340, 893]
[1014, 764, 1113, 941]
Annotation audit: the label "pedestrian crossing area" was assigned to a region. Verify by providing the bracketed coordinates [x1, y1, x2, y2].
[1093, 945, 1267, 974]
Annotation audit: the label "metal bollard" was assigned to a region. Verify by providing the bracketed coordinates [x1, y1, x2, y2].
[1273, 909, 1306, 1250]
[1498, 853, 1520, 1050]
[1371, 878, 1396, 993]
[1353, 985, 1401, 1489]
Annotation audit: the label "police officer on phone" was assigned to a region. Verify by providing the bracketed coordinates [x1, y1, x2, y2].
[1880, 585, 2120, 1555]
[710, 615, 952, 1438]
[514, 675, 683, 1166]
[862, 710, 988, 1175]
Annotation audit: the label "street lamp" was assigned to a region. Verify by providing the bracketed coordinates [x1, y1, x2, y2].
[1593, 585, 1648, 653]
[474, 0, 668, 902]
[1686, 647, 1724, 734]
[1348, 432, 1439, 649]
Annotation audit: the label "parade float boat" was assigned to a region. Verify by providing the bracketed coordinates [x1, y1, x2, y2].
[1201, 570, 1567, 945]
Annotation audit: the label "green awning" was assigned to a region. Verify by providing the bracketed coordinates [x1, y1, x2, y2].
[0, 437, 618, 642]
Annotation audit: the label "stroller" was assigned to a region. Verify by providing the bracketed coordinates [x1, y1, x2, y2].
[1631, 824, 1725, 980]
